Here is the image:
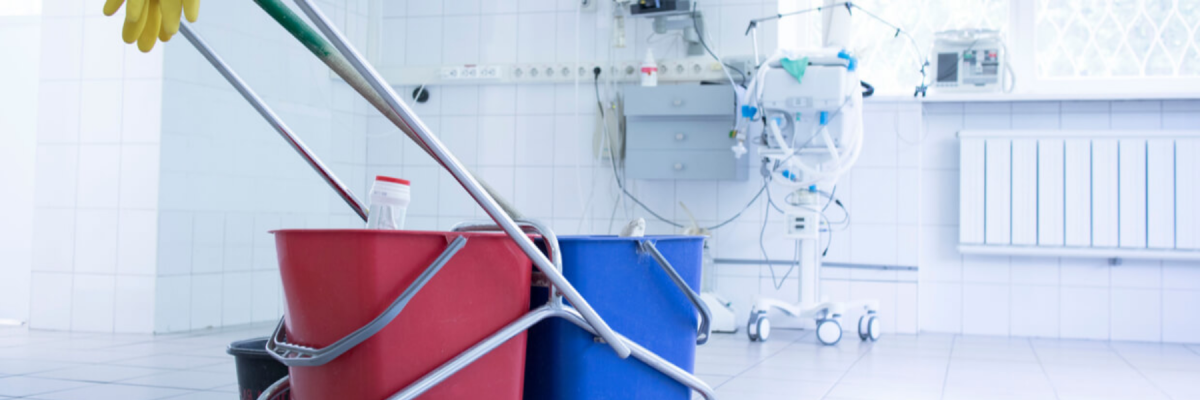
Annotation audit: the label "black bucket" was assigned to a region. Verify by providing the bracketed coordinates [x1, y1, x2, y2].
[227, 338, 289, 400]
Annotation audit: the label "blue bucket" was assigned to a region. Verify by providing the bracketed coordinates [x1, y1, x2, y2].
[525, 235, 704, 400]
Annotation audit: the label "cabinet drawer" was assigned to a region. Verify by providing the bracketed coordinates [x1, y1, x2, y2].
[626, 118, 735, 150]
[624, 85, 734, 116]
[625, 150, 743, 180]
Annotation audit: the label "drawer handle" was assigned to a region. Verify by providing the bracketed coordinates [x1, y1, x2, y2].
[672, 98, 685, 107]
[673, 163, 685, 171]
[674, 133, 686, 141]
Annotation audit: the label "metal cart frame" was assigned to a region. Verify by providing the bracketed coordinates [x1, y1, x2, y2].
[175, 1, 716, 398]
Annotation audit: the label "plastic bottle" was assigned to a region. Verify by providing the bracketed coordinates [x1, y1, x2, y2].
[366, 176, 410, 230]
[640, 49, 658, 87]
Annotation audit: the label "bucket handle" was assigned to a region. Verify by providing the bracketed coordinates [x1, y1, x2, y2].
[265, 236, 469, 367]
[639, 241, 712, 345]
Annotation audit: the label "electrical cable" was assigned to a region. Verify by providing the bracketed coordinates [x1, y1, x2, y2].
[1000, 39, 1016, 93]
[821, 223, 834, 256]
[593, 68, 778, 232]
[758, 182, 779, 288]
[759, 177, 797, 290]
[822, 185, 838, 212]
[585, 2, 868, 238]
[690, 2, 747, 87]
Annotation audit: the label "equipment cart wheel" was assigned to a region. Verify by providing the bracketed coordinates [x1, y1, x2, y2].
[747, 312, 770, 342]
[816, 319, 842, 345]
[858, 313, 881, 341]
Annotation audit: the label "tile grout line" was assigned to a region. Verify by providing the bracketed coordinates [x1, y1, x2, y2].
[1106, 341, 1175, 400]
[709, 330, 812, 391]
[1027, 337, 1062, 400]
[818, 337, 878, 400]
[936, 334, 957, 400]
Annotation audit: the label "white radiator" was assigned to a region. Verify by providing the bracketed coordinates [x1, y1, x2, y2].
[958, 130, 1200, 260]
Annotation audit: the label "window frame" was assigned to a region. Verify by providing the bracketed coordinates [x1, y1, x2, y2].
[1009, 0, 1200, 98]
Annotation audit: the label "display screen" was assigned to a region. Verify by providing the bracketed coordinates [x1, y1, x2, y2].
[937, 52, 959, 83]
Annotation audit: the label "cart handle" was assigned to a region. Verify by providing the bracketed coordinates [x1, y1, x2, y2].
[451, 219, 561, 273]
[639, 241, 712, 345]
[266, 236, 467, 367]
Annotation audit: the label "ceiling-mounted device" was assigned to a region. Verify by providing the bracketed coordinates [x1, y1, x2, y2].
[931, 29, 1007, 93]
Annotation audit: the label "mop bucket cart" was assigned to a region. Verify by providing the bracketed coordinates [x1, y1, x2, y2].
[172, 1, 720, 399]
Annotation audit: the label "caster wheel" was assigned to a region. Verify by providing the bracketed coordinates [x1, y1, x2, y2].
[747, 313, 761, 342]
[816, 319, 842, 346]
[858, 314, 881, 341]
[866, 315, 881, 341]
[755, 317, 771, 342]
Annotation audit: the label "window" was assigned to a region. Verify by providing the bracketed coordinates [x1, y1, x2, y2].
[778, 0, 1009, 95]
[776, 0, 1200, 97]
[1036, 0, 1200, 78]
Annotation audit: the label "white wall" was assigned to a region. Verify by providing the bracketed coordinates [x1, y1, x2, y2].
[150, 0, 375, 332]
[375, 2, 1200, 343]
[374, 0, 924, 333]
[26, 0, 372, 333]
[28, 2, 166, 333]
[19, 0, 1200, 340]
[0, 15, 41, 324]
[915, 100, 1200, 343]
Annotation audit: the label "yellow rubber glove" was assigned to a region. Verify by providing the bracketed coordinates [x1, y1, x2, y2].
[103, 0, 200, 53]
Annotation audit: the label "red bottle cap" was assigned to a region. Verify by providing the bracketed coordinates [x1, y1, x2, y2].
[375, 176, 410, 185]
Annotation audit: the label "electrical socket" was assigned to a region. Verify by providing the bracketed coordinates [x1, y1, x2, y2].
[786, 211, 819, 239]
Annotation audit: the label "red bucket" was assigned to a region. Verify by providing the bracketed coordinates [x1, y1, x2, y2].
[273, 229, 532, 400]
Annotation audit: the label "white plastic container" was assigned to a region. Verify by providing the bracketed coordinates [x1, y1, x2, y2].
[640, 49, 658, 87]
[366, 176, 411, 230]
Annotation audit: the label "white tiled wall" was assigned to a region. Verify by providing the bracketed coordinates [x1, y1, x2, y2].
[0, 15, 41, 323]
[152, 0, 374, 333]
[27, 0, 372, 333]
[21, 0, 1200, 343]
[30, 3, 166, 333]
[373, 0, 781, 233]
[375, 2, 1200, 343]
[916, 100, 1200, 343]
[373, 0, 920, 335]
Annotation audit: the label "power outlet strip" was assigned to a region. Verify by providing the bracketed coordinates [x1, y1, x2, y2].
[379, 57, 736, 86]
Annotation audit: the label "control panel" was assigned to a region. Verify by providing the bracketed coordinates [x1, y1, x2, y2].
[935, 48, 1001, 88]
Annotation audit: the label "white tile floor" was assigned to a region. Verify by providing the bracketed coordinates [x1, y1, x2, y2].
[2, 323, 1199, 400]
[699, 330, 1200, 400]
